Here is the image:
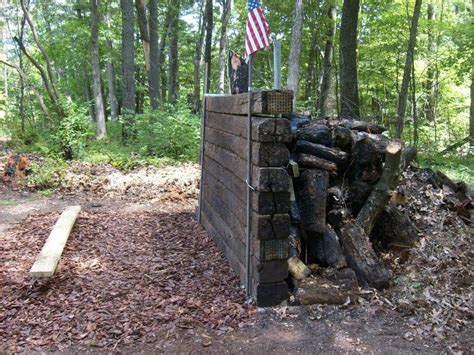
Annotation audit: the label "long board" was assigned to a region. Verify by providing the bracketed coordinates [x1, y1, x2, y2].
[30, 206, 81, 278]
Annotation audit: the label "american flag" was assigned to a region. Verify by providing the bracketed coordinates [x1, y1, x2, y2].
[245, 0, 271, 58]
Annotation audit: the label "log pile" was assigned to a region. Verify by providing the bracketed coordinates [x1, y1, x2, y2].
[285, 116, 420, 303]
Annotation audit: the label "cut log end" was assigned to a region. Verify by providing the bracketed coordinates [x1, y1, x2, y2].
[386, 140, 403, 154]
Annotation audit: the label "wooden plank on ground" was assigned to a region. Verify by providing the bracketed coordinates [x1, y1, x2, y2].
[30, 206, 81, 278]
[206, 90, 293, 115]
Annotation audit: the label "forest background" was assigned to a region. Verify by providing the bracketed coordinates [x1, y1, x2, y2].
[0, 0, 472, 187]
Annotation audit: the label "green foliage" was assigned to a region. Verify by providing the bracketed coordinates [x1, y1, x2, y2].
[82, 105, 200, 169]
[135, 105, 201, 161]
[418, 152, 474, 183]
[27, 157, 68, 190]
[53, 105, 92, 159]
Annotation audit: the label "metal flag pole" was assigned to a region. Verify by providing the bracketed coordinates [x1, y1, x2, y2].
[272, 34, 281, 90]
[245, 54, 253, 299]
[197, 63, 209, 225]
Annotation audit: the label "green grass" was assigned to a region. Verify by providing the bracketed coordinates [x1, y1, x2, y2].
[418, 152, 473, 184]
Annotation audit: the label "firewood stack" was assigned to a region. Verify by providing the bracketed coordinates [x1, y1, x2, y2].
[284, 114, 419, 302]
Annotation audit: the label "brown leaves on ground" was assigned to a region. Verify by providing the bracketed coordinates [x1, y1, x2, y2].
[376, 167, 473, 346]
[60, 162, 200, 203]
[0, 210, 251, 352]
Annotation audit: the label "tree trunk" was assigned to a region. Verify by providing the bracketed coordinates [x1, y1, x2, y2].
[193, 0, 206, 113]
[204, 0, 213, 91]
[157, 4, 173, 105]
[105, 39, 119, 121]
[90, 0, 106, 139]
[339, 0, 360, 119]
[356, 140, 403, 234]
[318, 0, 337, 117]
[168, 1, 180, 103]
[135, 0, 150, 72]
[287, 0, 304, 109]
[149, 0, 160, 110]
[424, 3, 436, 122]
[20, 0, 58, 99]
[395, 0, 422, 139]
[304, 25, 318, 101]
[470, 59, 474, 150]
[217, 0, 231, 94]
[121, 0, 135, 141]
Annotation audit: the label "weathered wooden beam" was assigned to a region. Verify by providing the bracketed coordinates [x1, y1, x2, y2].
[294, 140, 349, 167]
[296, 153, 337, 172]
[294, 169, 328, 233]
[205, 126, 289, 167]
[206, 90, 293, 115]
[30, 206, 81, 278]
[205, 112, 292, 143]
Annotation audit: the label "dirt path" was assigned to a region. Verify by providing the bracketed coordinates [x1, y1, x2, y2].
[1, 163, 471, 353]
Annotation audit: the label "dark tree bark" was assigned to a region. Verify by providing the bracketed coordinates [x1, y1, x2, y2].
[424, 3, 437, 123]
[318, 0, 337, 117]
[90, 0, 106, 139]
[470, 58, 474, 150]
[135, 0, 150, 72]
[105, 39, 119, 121]
[157, 4, 173, 105]
[168, 1, 180, 103]
[204, 0, 213, 91]
[304, 24, 318, 101]
[395, 0, 422, 138]
[121, 0, 135, 140]
[149, 0, 160, 109]
[217, 0, 231, 94]
[339, 0, 360, 119]
[287, 0, 304, 108]
[193, 0, 206, 113]
[356, 140, 403, 234]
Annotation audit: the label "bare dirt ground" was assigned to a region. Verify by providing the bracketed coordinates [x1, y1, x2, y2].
[1, 156, 472, 354]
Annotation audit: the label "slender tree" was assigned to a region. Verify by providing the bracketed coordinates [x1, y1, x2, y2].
[395, 0, 422, 138]
[339, 0, 360, 119]
[168, 1, 180, 103]
[217, 0, 231, 94]
[135, 0, 150, 72]
[149, 0, 160, 109]
[121, 0, 135, 140]
[204, 0, 213, 91]
[318, 0, 337, 117]
[105, 38, 118, 121]
[90, 0, 106, 139]
[470, 63, 474, 150]
[193, 0, 206, 113]
[287, 0, 304, 108]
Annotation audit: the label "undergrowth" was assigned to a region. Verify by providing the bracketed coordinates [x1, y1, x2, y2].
[3, 105, 200, 189]
[417, 151, 473, 183]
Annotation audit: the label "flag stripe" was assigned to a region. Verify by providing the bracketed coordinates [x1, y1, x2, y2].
[245, 0, 270, 58]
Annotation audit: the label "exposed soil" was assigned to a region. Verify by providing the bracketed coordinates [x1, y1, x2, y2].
[1, 157, 472, 353]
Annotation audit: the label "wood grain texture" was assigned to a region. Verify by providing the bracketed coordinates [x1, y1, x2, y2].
[30, 206, 81, 278]
[206, 90, 293, 115]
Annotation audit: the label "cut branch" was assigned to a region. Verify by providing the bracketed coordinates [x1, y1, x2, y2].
[356, 140, 403, 234]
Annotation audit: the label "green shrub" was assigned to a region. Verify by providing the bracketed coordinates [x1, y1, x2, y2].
[135, 106, 200, 161]
[27, 158, 68, 190]
[418, 151, 473, 183]
[53, 106, 92, 159]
